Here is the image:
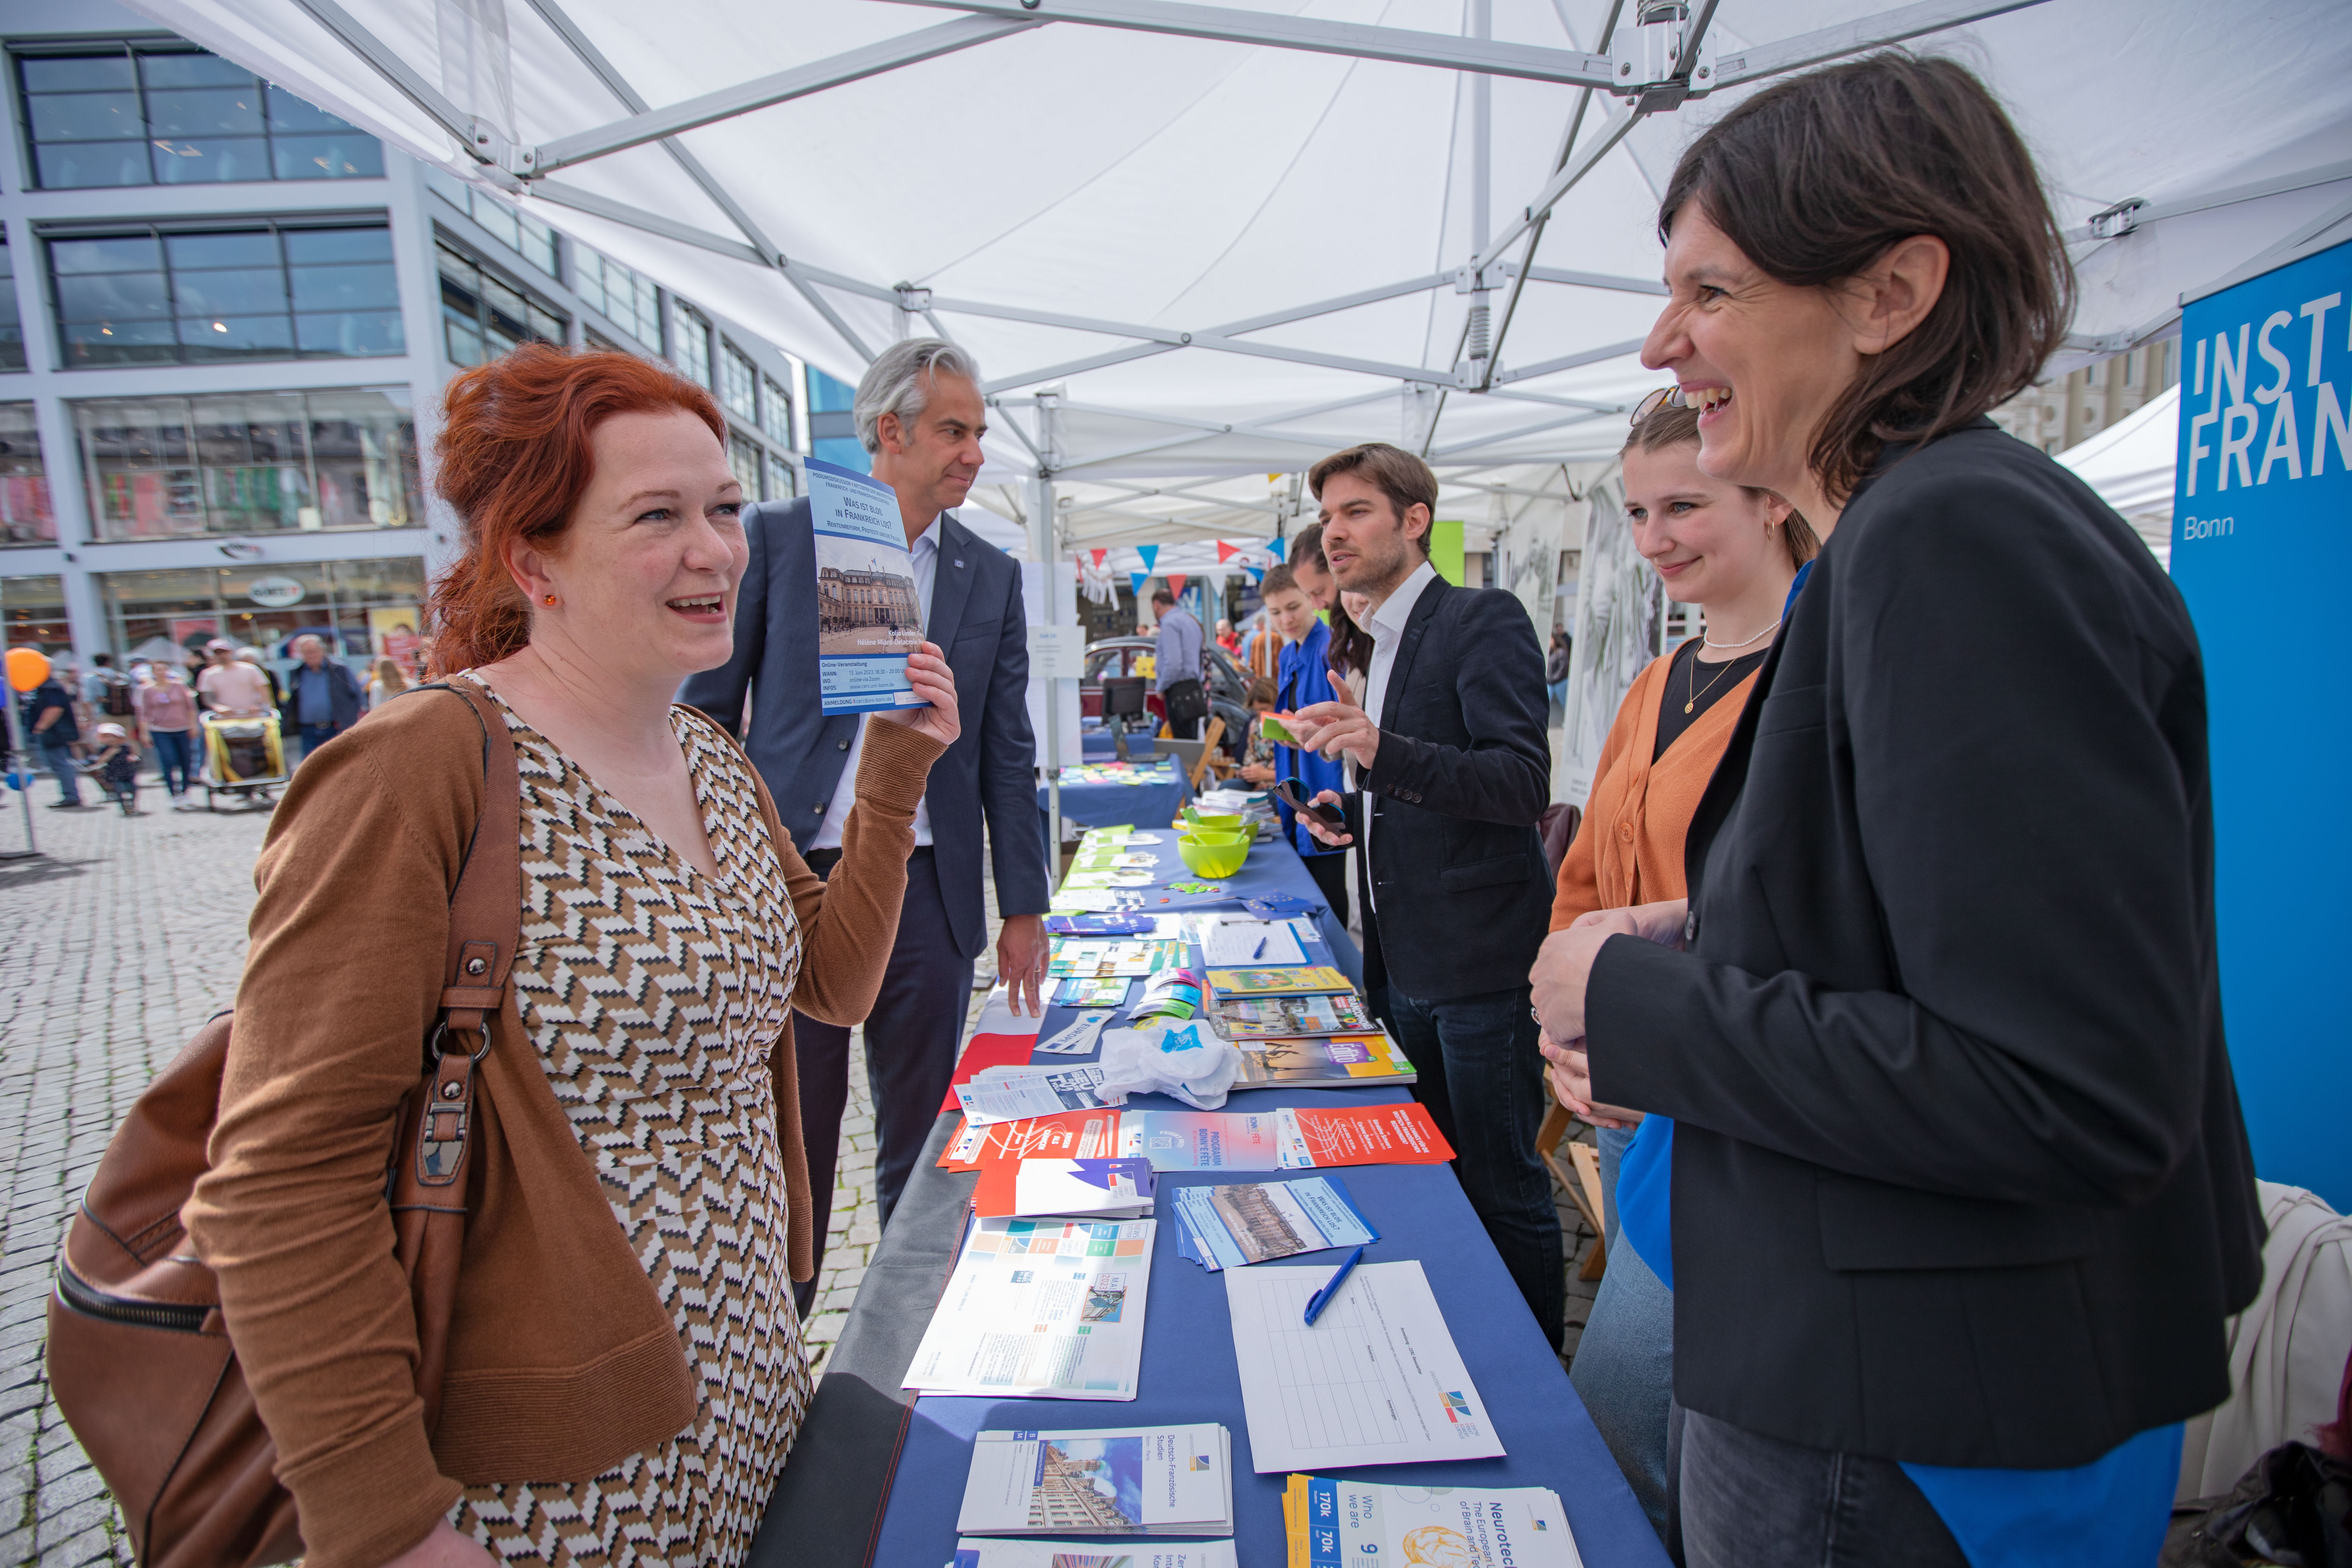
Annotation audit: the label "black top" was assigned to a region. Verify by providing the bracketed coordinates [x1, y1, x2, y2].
[1587, 421, 2263, 1469]
[1652, 639, 1768, 762]
[1340, 577, 1554, 1003]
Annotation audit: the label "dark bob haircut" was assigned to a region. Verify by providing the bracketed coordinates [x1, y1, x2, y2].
[1659, 52, 2072, 503]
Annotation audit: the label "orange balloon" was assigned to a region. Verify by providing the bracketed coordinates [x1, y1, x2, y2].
[6, 646, 50, 693]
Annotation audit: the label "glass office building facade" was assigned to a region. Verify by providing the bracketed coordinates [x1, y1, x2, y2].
[1, 21, 811, 667]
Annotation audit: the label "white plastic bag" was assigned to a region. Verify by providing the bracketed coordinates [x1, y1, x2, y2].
[1095, 1023, 1242, 1110]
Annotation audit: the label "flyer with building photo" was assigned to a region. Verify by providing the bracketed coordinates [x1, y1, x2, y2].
[808, 455, 929, 714]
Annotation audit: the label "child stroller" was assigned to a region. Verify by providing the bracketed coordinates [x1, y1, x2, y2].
[199, 710, 288, 811]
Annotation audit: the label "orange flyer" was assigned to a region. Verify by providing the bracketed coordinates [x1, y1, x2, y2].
[1279, 1102, 1455, 1168]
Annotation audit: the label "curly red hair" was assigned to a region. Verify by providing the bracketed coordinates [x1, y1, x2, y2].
[427, 343, 726, 674]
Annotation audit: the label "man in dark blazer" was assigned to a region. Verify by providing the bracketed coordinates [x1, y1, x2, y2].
[682, 340, 1051, 1310]
[1286, 442, 1562, 1349]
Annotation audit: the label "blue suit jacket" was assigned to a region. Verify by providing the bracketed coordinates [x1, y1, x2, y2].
[680, 497, 1049, 960]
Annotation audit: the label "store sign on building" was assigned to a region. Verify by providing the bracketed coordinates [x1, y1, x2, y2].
[246, 575, 307, 608]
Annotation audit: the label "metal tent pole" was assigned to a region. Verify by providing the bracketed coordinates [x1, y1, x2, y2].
[1034, 392, 1064, 862]
[3, 693, 37, 859]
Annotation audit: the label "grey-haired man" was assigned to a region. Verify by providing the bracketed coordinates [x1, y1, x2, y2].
[683, 340, 1051, 1311]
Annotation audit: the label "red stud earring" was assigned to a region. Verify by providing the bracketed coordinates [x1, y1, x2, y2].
[542, 594, 558, 606]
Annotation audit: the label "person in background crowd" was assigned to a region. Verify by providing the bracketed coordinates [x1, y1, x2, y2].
[1240, 604, 1282, 681]
[1283, 442, 1561, 1350]
[1545, 629, 1572, 722]
[1289, 520, 1336, 611]
[189, 344, 955, 1568]
[1544, 395, 1814, 1541]
[368, 655, 410, 711]
[281, 634, 363, 763]
[1328, 591, 1375, 704]
[1149, 586, 1207, 740]
[82, 722, 141, 813]
[684, 338, 1050, 1316]
[1214, 617, 1240, 656]
[1236, 675, 1280, 785]
[237, 645, 287, 712]
[1254, 562, 1350, 928]
[197, 639, 273, 717]
[1531, 55, 2262, 1568]
[84, 653, 136, 727]
[22, 671, 85, 809]
[137, 664, 201, 809]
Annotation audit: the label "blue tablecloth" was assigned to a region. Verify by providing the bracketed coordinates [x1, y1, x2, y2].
[1082, 727, 1119, 759]
[1039, 760, 1191, 841]
[867, 833, 1665, 1567]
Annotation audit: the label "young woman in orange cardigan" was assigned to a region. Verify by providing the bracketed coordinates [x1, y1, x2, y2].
[1544, 396, 1814, 1542]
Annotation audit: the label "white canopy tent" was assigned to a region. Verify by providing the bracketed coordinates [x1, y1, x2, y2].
[2057, 384, 2181, 565]
[120, 0, 2352, 809]
[121, 0, 2352, 553]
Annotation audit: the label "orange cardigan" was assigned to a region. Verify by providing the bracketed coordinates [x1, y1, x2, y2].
[1550, 645, 1760, 931]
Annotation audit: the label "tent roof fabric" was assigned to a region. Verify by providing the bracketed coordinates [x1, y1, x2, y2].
[2057, 384, 2180, 522]
[130, 0, 2352, 545]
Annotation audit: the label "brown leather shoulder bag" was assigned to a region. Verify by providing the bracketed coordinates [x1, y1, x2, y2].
[46, 682, 521, 1568]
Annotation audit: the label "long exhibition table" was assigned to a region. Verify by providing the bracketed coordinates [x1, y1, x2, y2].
[752, 825, 1667, 1568]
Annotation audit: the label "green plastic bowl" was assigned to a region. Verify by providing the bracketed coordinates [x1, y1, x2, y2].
[1178, 831, 1252, 878]
[1182, 808, 1246, 832]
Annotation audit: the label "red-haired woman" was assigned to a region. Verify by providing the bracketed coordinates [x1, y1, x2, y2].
[185, 345, 956, 1568]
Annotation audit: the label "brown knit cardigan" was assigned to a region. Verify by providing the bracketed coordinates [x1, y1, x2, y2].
[182, 682, 943, 1568]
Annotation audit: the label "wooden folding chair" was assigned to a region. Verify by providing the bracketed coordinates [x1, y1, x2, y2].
[1540, 1100, 1610, 1282]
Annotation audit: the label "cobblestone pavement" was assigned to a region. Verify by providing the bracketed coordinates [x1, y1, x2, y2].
[0, 784, 1601, 1564]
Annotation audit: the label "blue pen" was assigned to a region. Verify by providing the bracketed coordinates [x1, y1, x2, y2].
[1252, 936, 1267, 959]
[1302, 1245, 1365, 1326]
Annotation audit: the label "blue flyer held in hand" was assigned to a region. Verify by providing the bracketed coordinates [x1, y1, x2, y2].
[808, 456, 931, 715]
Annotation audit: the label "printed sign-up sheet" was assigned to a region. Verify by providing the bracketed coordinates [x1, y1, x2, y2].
[1223, 1258, 1505, 1472]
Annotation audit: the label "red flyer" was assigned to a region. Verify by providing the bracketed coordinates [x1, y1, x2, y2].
[937, 1107, 1124, 1172]
[1278, 1102, 1455, 1168]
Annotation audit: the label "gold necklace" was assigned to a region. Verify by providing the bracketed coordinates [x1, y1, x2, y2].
[1685, 649, 1746, 715]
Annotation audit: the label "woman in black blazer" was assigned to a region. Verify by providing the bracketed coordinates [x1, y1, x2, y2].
[1529, 54, 2264, 1568]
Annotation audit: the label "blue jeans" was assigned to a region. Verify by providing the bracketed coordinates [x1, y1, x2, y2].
[151, 729, 195, 794]
[1677, 1408, 1967, 1568]
[39, 735, 81, 804]
[1385, 983, 1563, 1348]
[1547, 678, 1568, 716]
[294, 720, 344, 764]
[1573, 1121, 1674, 1541]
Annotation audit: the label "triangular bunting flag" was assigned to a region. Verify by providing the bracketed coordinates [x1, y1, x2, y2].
[1246, 566, 1264, 584]
[1136, 545, 1159, 575]
[1215, 541, 1238, 562]
[1129, 572, 1150, 598]
[1167, 574, 1188, 597]
[1091, 548, 1107, 566]
[1267, 538, 1287, 562]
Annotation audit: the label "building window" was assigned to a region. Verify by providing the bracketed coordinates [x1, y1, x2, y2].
[765, 451, 797, 503]
[719, 340, 757, 422]
[95, 555, 426, 668]
[672, 303, 711, 387]
[437, 239, 566, 368]
[574, 248, 659, 350]
[808, 365, 866, 474]
[727, 430, 761, 500]
[425, 172, 558, 278]
[75, 387, 420, 542]
[2083, 360, 2104, 390]
[761, 373, 793, 448]
[1, 573, 67, 650]
[0, 239, 22, 371]
[0, 405, 54, 546]
[15, 43, 383, 191]
[49, 220, 403, 368]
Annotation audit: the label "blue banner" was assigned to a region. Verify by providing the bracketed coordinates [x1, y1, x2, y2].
[2171, 237, 2351, 1206]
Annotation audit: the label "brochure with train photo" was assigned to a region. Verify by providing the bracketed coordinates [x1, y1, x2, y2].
[957, 1423, 1233, 1535]
[809, 456, 927, 715]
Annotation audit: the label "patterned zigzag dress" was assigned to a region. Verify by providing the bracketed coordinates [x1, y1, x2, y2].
[456, 685, 814, 1566]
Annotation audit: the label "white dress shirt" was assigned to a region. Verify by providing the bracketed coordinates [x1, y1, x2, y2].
[1356, 558, 1438, 911]
[810, 517, 942, 851]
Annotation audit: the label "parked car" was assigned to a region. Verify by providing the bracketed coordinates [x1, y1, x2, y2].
[1081, 636, 1250, 757]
